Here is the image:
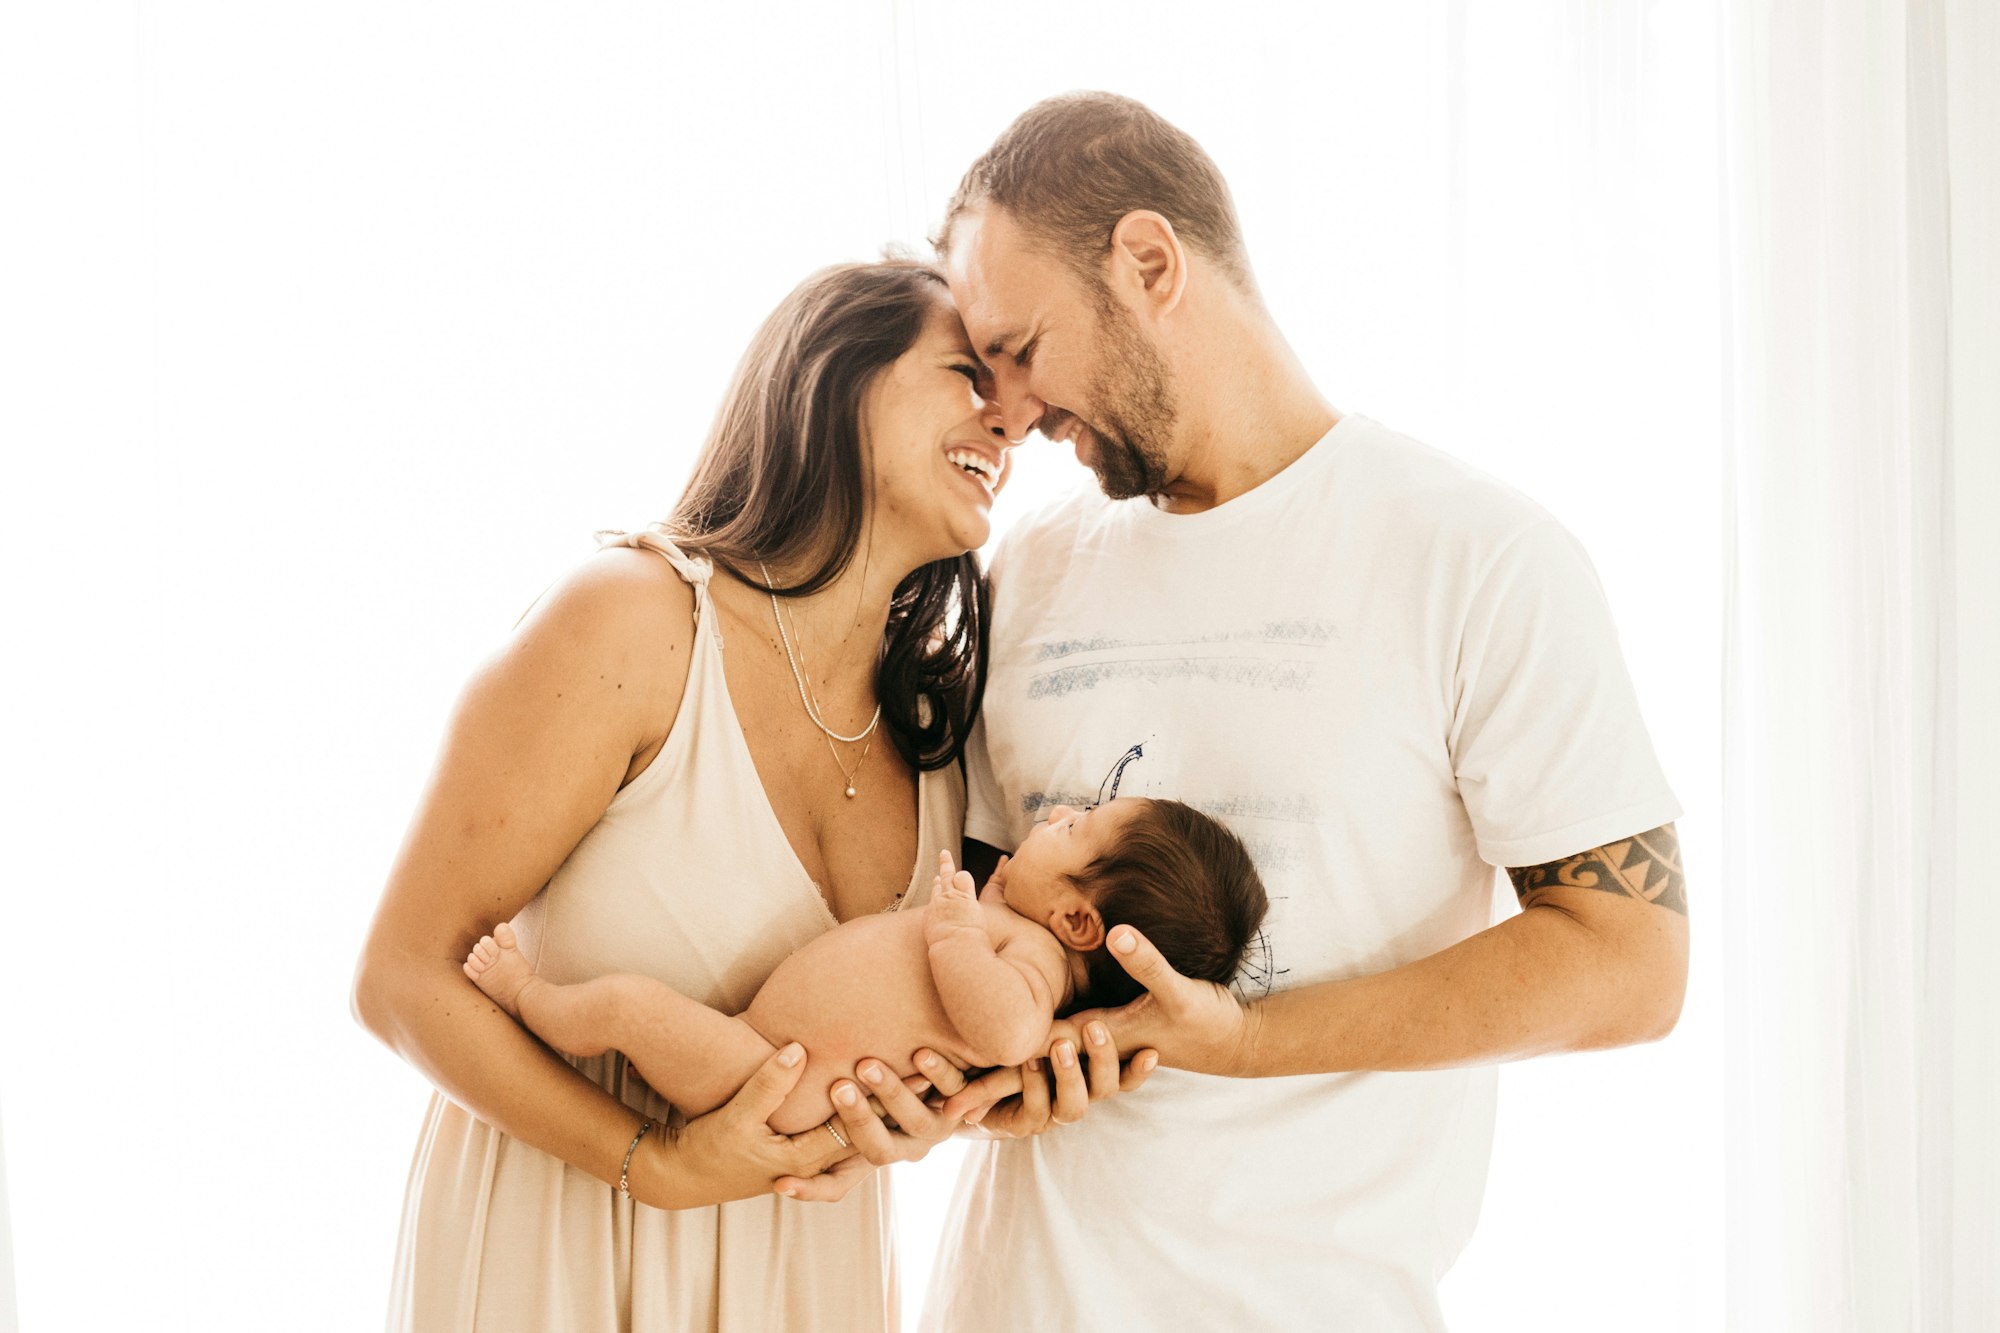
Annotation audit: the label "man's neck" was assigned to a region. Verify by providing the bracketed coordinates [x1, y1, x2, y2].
[1155, 302, 1339, 515]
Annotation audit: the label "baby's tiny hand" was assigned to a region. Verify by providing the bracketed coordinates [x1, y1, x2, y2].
[935, 850, 978, 898]
[925, 850, 983, 941]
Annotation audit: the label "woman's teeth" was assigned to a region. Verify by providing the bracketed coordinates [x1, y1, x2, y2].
[946, 449, 999, 488]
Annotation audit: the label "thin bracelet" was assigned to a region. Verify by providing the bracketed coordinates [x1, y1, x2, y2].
[618, 1119, 656, 1202]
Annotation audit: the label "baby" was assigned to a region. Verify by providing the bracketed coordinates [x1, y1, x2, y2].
[463, 797, 1268, 1135]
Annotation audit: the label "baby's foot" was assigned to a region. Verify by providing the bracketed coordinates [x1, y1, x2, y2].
[463, 921, 537, 1018]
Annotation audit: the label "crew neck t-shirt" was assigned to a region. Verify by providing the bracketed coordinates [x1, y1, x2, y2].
[922, 412, 1681, 1332]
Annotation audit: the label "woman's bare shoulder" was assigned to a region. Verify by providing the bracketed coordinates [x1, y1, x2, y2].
[493, 544, 702, 745]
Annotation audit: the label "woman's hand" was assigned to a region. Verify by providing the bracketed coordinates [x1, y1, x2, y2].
[773, 1049, 975, 1203]
[642, 1044, 859, 1208]
[941, 1017, 1159, 1138]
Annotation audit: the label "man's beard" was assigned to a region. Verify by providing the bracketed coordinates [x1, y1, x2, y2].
[1054, 299, 1176, 501]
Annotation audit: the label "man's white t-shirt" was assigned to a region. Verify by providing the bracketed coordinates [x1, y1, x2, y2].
[922, 413, 1681, 1332]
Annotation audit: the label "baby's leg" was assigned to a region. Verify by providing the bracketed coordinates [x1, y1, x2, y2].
[465, 923, 777, 1120]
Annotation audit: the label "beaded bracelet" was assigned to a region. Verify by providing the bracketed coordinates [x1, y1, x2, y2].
[618, 1119, 656, 1202]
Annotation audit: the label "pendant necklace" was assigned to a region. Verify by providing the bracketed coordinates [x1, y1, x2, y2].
[761, 563, 880, 798]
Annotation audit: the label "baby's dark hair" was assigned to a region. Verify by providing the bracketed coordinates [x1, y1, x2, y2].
[1064, 799, 1269, 1013]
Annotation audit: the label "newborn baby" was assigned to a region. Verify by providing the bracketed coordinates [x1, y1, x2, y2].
[464, 797, 1268, 1135]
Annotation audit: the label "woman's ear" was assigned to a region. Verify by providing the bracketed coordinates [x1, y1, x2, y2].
[1054, 899, 1106, 952]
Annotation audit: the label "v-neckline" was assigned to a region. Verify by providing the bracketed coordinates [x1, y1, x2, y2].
[701, 591, 925, 928]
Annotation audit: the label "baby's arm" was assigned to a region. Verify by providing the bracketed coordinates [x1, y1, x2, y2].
[923, 852, 1058, 1068]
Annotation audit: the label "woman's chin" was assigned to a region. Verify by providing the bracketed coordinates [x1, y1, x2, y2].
[959, 521, 993, 556]
[945, 511, 993, 559]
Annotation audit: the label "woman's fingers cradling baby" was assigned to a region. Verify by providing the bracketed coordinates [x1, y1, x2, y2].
[910, 1047, 970, 1100]
[669, 1043, 857, 1208]
[774, 1053, 970, 1203]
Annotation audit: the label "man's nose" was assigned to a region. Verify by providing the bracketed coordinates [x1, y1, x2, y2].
[988, 365, 1045, 444]
[977, 391, 1010, 445]
[998, 395, 1044, 444]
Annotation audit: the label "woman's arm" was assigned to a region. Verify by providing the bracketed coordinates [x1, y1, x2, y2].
[351, 549, 846, 1207]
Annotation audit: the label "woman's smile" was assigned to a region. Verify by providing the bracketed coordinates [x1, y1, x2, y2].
[945, 443, 1003, 501]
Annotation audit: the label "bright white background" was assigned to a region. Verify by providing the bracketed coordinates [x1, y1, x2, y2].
[1, 4, 1722, 1330]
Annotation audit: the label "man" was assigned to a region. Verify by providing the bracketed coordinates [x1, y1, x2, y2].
[926, 92, 1687, 1331]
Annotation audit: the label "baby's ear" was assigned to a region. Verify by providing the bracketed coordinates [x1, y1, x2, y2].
[1056, 902, 1106, 953]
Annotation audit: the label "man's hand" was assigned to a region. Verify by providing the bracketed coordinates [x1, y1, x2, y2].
[942, 1017, 1158, 1136]
[1070, 926, 1260, 1077]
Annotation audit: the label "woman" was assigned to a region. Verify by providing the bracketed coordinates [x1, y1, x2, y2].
[352, 259, 1010, 1330]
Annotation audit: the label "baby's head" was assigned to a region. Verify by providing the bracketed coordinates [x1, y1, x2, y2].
[992, 797, 1269, 1014]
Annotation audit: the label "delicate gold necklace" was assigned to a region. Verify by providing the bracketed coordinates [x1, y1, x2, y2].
[824, 731, 875, 800]
[760, 563, 879, 798]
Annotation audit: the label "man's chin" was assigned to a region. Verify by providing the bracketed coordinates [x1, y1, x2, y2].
[1070, 431, 1096, 472]
[1084, 444, 1149, 500]
[1063, 423, 1150, 499]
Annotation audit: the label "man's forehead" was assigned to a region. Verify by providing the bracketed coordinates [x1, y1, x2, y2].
[945, 207, 1042, 352]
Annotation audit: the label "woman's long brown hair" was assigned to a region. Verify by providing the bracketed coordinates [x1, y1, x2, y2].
[667, 260, 987, 772]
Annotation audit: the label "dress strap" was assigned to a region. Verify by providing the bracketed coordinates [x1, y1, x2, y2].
[596, 527, 715, 587]
[597, 527, 723, 640]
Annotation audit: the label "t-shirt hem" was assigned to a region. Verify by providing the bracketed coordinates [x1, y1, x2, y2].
[1475, 797, 1684, 868]
[963, 816, 1012, 853]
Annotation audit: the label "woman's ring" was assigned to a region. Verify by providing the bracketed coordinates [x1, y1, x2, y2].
[824, 1119, 852, 1150]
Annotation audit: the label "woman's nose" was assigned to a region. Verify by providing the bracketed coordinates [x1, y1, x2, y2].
[1047, 804, 1073, 822]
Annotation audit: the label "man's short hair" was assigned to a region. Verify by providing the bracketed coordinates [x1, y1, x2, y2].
[935, 91, 1253, 291]
[1066, 798, 1269, 1013]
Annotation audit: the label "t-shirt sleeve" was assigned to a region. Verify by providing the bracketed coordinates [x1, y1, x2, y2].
[964, 524, 1023, 854]
[1448, 517, 1681, 868]
[961, 710, 1013, 852]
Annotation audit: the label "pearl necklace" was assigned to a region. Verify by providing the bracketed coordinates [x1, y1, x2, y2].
[760, 563, 881, 798]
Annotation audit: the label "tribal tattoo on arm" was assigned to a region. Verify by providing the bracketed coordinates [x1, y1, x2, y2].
[1507, 823, 1688, 916]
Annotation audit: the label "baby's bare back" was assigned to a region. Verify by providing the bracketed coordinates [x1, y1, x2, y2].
[741, 903, 1019, 1134]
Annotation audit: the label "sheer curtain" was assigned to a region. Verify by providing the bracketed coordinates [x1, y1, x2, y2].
[0, 1104, 14, 1333]
[1721, 0, 2000, 1328]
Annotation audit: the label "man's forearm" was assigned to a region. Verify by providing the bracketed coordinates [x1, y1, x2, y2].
[1092, 827, 1689, 1077]
[1242, 892, 1687, 1076]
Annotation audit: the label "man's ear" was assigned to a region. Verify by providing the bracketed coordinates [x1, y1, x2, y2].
[1053, 898, 1107, 952]
[1107, 210, 1187, 316]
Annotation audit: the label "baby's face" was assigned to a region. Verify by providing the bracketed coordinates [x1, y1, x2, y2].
[991, 798, 1143, 927]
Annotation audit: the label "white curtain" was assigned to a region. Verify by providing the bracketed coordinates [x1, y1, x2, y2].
[1721, 1, 2000, 1328]
[0, 1102, 14, 1333]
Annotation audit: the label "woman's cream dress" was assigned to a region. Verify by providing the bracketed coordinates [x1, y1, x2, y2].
[387, 533, 965, 1332]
